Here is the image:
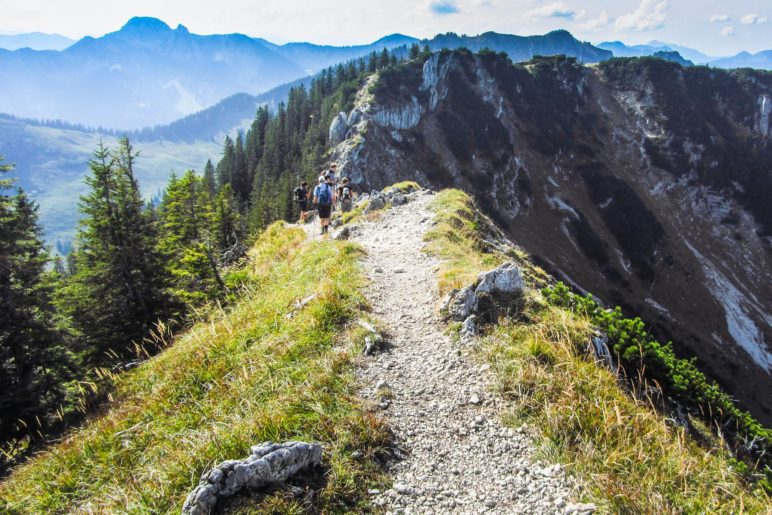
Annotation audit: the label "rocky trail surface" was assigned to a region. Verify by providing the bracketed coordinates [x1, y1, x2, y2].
[314, 191, 588, 514]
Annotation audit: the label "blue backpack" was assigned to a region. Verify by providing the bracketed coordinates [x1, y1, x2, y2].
[317, 184, 332, 205]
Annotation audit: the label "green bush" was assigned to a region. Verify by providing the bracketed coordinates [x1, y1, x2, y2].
[544, 282, 772, 482]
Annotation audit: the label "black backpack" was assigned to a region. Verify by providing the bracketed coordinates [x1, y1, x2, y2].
[294, 187, 305, 201]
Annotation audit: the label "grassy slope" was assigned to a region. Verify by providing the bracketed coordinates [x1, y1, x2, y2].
[424, 189, 769, 513]
[0, 118, 220, 244]
[0, 223, 389, 513]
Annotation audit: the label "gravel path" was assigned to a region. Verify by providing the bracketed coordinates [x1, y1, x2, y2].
[347, 192, 583, 514]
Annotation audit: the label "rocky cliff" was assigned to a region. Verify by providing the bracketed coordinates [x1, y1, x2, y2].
[329, 50, 772, 423]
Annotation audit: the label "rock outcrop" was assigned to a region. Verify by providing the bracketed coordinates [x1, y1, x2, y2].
[759, 94, 771, 136]
[182, 441, 323, 515]
[445, 263, 526, 328]
[328, 112, 349, 146]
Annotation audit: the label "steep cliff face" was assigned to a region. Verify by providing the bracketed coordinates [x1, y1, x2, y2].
[330, 50, 772, 423]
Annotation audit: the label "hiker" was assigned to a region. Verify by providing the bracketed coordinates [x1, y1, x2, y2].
[294, 181, 310, 223]
[327, 163, 338, 209]
[339, 177, 355, 213]
[313, 175, 334, 234]
[327, 163, 338, 188]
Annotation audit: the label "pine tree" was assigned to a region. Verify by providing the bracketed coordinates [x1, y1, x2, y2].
[202, 159, 216, 197]
[231, 132, 250, 206]
[409, 43, 420, 60]
[212, 184, 245, 264]
[58, 139, 173, 365]
[158, 170, 225, 303]
[0, 156, 72, 441]
[379, 48, 391, 69]
[216, 136, 235, 189]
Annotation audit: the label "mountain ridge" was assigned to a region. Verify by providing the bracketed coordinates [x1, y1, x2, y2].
[327, 50, 772, 423]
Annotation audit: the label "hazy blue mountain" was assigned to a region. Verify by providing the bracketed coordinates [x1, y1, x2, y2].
[710, 50, 772, 70]
[273, 34, 419, 74]
[601, 40, 717, 64]
[0, 21, 615, 130]
[648, 40, 716, 64]
[423, 30, 611, 63]
[0, 17, 308, 129]
[598, 41, 671, 57]
[652, 50, 693, 67]
[0, 32, 74, 50]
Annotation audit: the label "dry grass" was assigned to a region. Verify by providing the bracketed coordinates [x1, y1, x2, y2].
[424, 188, 770, 514]
[424, 189, 506, 294]
[485, 301, 769, 513]
[0, 222, 390, 513]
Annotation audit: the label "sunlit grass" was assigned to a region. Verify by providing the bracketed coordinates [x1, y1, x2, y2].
[0, 222, 389, 513]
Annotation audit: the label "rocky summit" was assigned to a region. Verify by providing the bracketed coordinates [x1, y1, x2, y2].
[329, 50, 772, 423]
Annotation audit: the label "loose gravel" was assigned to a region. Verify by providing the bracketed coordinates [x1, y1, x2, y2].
[346, 191, 587, 515]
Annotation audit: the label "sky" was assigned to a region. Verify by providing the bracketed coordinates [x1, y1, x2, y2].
[1, 0, 771, 56]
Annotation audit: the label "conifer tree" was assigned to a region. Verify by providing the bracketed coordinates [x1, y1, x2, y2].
[379, 48, 391, 69]
[158, 170, 226, 303]
[409, 43, 420, 60]
[231, 132, 249, 205]
[216, 136, 235, 189]
[202, 159, 216, 197]
[58, 139, 173, 365]
[0, 156, 72, 440]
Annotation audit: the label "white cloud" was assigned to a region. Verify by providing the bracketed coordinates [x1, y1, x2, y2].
[615, 0, 668, 32]
[524, 2, 578, 20]
[576, 10, 610, 32]
[720, 26, 735, 37]
[709, 14, 730, 23]
[740, 14, 768, 25]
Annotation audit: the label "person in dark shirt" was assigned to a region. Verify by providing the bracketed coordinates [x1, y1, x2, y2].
[313, 175, 334, 234]
[294, 181, 310, 223]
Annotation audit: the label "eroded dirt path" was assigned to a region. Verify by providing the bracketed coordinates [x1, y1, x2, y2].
[348, 191, 577, 514]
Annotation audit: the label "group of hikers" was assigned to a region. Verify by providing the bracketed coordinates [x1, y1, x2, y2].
[293, 163, 356, 235]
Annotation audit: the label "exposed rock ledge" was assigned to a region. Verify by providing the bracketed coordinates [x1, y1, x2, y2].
[181, 441, 323, 514]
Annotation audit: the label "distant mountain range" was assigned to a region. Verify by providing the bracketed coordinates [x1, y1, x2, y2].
[599, 40, 772, 70]
[0, 19, 617, 129]
[0, 18, 418, 129]
[0, 32, 74, 50]
[4, 18, 770, 131]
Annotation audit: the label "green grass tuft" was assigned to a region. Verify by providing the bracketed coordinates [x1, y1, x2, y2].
[382, 181, 421, 194]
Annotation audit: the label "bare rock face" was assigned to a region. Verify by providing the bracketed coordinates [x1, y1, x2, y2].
[759, 95, 771, 136]
[475, 263, 525, 297]
[328, 112, 349, 146]
[444, 263, 527, 327]
[365, 192, 387, 213]
[446, 286, 479, 321]
[182, 441, 323, 515]
[347, 108, 363, 126]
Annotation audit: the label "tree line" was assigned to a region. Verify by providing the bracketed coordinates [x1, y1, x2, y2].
[0, 44, 421, 468]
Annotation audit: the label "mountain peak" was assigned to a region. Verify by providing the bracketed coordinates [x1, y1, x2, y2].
[373, 33, 416, 45]
[120, 17, 172, 33]
[544, 29, 575, 39]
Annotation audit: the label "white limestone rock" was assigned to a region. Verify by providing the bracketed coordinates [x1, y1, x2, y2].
[474, 263, 525, 297]
[329, 111, 349, 146]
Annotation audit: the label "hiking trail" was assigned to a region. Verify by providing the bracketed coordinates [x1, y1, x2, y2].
[306, 191, 587, 514]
